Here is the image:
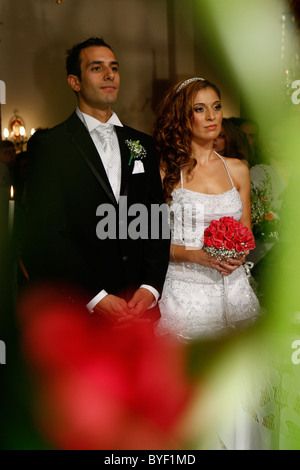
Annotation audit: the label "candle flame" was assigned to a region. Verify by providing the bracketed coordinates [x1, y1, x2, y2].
[10, 185, 14, 199]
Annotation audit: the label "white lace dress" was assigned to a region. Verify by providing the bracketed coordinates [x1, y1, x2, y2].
[157, 155, 260, 341]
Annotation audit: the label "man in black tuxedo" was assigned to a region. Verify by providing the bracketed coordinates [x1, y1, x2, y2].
[24, 37, 170, 322]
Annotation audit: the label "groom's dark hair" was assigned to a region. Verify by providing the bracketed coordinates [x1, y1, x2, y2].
[66, 37, 113, 79]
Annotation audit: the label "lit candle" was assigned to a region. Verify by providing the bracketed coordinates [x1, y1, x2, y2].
[19, 126, 26, 151]
[3, 128, 9, 140]
[8, 185, 15, 234]
[31, 128, 36, 136]
[20, 126, 25, 139]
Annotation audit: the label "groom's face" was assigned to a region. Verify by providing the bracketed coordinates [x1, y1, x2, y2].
[72, 46, 120, 111]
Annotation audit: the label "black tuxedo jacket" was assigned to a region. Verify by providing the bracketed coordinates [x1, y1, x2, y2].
[24, 111, 170, 305]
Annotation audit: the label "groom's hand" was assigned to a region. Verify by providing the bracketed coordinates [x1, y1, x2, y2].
[127, 288, 155, 317]
[94, 294, 132, 322]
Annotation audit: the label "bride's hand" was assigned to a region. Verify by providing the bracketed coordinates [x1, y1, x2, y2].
[217, 252, 248, 275]
[198, 250, 233, 275]
[190, 249, 247, 276]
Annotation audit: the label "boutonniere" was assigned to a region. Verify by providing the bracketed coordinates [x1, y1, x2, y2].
[125, 139, 147, 166]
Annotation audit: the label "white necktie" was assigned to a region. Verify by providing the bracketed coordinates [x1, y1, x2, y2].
[93, 124, 121, 201]
[94, 123, 114, 152]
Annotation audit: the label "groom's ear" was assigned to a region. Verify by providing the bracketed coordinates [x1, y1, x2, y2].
[67, 75, 81, 93]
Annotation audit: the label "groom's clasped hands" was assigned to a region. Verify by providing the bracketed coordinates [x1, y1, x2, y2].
[93, 288, 156, 325]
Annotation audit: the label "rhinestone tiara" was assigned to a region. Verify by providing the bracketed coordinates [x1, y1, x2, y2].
[176, 77, 205, 93]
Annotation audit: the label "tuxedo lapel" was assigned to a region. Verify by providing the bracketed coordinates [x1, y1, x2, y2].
[116, 126, 132, 197]
[66, 112, 117, 206]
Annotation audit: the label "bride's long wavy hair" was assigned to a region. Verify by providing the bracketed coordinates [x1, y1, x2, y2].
[153, 78, 221, 202]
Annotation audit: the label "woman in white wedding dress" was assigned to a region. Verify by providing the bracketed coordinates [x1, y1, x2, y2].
[153, 77, 260, 341]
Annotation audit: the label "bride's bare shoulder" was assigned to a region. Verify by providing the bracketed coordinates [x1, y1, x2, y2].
[224, 156, 249, 177]
[222, 157, 250, 190]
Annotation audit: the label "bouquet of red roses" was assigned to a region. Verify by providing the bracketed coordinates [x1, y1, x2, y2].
[202, 216, 255, 260]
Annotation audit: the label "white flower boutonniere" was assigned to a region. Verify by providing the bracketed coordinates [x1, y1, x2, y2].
[125, 140, 147, 166]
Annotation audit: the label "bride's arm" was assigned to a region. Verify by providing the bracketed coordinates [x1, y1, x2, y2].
[227, 158, 252, 232]
[208, 157, 251, 271]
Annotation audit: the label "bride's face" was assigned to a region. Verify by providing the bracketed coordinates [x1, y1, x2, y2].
[191, 87, 223, 143]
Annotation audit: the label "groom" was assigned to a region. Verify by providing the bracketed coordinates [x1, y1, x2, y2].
[24, 37, 170, 322]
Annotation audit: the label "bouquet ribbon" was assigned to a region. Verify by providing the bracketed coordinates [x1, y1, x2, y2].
[243, 261, 254, 278]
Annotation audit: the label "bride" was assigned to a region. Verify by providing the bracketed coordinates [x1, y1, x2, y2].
[153, 77, 260, 341]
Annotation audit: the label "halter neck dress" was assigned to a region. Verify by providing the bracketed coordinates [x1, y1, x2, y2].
[157, 153, 260, 340]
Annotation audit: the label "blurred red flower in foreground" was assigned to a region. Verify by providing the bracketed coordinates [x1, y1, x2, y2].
[18, 285, 193, 450]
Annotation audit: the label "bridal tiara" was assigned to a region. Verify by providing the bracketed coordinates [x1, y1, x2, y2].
[176, 77, 205, 93]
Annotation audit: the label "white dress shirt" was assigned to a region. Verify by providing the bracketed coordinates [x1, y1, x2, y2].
[76, 108, 159, 312]
[76, 108, 122, 200]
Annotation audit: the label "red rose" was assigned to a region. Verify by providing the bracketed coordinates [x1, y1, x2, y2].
[209, 220, 218, 230]
[205, 227, 216, 237]
[240, 226, 249, 235]
[213, 239, 223, 249]
[221, 217, 235, 227]
[206, 227, 217, 238]
[215, 230, 225, 242]
[233, 234, 242, 245]
[244, 239, 255, 250]
[235, 243, 245, 253]
[227, 223, 236, 233]
[246, 233, 255, 243]
[224, 240, 234, 251]
[204, 237, 214, 247]
[224, 230, 235, 241]
[218, 223, 227, 233]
